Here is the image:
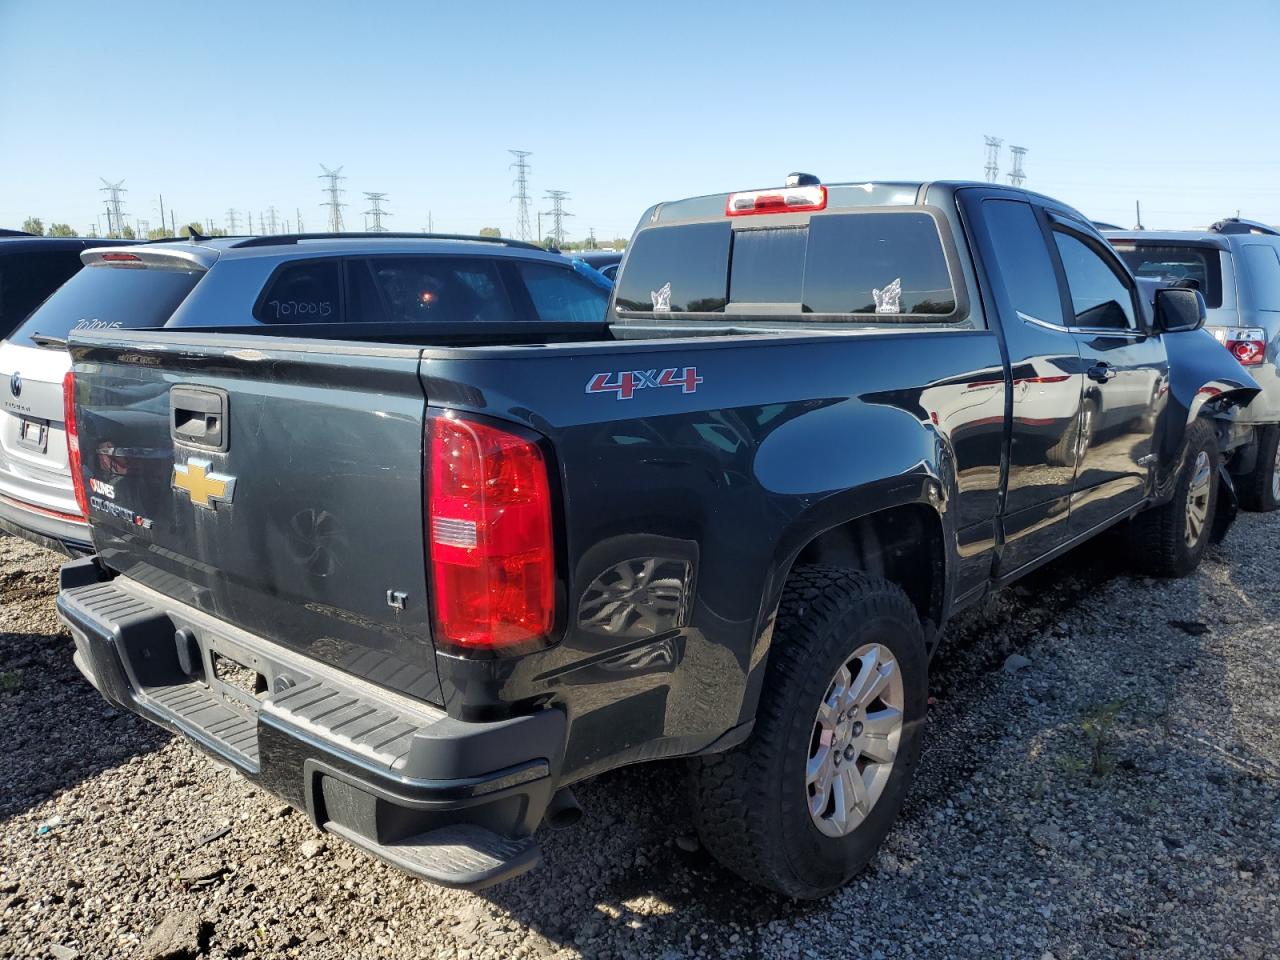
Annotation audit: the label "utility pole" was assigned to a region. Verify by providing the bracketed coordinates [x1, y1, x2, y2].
[319, 164, 346, 232]
[509, 150, 533, 241]
[588, 227, 597, 250]
[159, 194, 167, 236]
[543, 191, 571, 248]
[99, 179, 128, 236]
[226, 208, 241, 234]
[983, 137, 1002, 184]
[1007, 145, 1028, 187]
[258, 212, 266, 235]
[267, 206, 280, 234]
[1134, 200, 1144, 231]
[363, 192, 390, 232]
[170, 210, 177, 237]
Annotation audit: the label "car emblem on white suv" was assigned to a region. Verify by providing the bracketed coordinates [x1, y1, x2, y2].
[9, 372, 20, 398]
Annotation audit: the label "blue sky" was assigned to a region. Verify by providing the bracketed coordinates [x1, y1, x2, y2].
[2, 0, 1278, 239]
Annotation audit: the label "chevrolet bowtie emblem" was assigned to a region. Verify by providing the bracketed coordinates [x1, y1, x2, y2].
[173, 458, 236, 510]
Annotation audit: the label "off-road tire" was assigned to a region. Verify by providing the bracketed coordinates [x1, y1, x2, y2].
[1238, 423, 1280, 512]
[1129, 418, 1219, 577]
[688, 566, 928, 898]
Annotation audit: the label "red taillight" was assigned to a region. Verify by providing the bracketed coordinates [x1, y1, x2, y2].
[427, 415, 555, 652]
[1222, 327, 1266, 366]
[726, 184, 827, 217]
[99, 252, 142, 263]
[62, 371, 89, 517]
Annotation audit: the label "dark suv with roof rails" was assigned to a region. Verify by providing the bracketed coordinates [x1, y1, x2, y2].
[1106, 218, 1280, 510]
[0, 233, 610, 555]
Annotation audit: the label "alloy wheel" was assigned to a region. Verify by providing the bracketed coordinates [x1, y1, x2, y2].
[1184, 449, 1212, 548]
[805, 643, 904, 838]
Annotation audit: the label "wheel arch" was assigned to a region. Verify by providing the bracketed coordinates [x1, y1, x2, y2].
[736, 484, 950, 729]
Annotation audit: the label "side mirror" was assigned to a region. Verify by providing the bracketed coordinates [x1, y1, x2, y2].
[1154, 286, 1206, 333]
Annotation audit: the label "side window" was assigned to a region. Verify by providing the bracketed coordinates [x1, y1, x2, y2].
[1241, 244, 1280, 311]
[516, 261, 608, 322]
[1052, 232, 1136, 330]
[980, 199, 1066, 327]
[366, 257, 514, 323]
[254, 260, 340, 323]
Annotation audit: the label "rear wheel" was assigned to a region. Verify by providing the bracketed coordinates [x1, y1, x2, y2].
[1238, 424, 1280, 512]
[1128, 418, 1219, 577]
[689, 567, 927, 898]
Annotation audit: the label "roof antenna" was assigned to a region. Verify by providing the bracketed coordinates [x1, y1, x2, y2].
[187, 225, 209, 241]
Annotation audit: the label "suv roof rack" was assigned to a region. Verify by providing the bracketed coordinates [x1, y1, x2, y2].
[230, 232, 550, 252]
[1209, 217, 1280, 237]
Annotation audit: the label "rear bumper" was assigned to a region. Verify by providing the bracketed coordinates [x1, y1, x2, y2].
[0, 497, 91, 556]
[56, 557, 566, 890]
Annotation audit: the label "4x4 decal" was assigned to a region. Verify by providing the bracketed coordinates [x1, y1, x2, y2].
[586, 366, 702, 400]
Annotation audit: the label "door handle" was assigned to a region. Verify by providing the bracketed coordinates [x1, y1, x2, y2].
[1086, 362, 1116, 384]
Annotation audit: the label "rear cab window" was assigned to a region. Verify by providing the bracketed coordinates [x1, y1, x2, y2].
[1109, 242, 1224, 309]
[11, 259, 203, 346]
[613, 208, 961, 322]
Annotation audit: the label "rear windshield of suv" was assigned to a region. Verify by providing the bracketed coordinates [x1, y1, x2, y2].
[1110, 242, 1224, 309]
[10, 262, 203, 347]
[614, 211, 959, 320]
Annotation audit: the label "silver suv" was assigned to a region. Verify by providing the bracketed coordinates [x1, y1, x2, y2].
[0, 233, 610, 554]
[1107, 219, 1280, 510]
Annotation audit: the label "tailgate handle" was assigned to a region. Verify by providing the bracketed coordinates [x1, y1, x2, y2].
[171, 386, 229, 451]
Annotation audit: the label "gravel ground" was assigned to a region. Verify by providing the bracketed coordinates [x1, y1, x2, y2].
[1, 515, 1277, 960]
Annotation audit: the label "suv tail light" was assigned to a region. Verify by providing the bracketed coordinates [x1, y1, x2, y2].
[1219, 327, 1266, 366]
[427, 414, 555, 652]
[726, 184, 827, 217]
[62, 371, 89, 517]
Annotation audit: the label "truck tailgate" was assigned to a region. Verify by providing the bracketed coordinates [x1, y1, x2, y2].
[69, 333, 442, 704]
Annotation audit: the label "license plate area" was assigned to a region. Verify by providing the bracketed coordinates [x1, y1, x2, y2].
[202, 637, 271, 713]
[16, 416, 47, 453]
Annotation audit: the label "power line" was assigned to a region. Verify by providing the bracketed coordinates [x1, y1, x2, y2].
[99, 178, 128, 236]
[319, 164, 346, 232]
[543, 190, 572, 247]
[983, 136, 1002, 184]
[510, 150, 533, 241]
[1008, 146, 1028, 187]
[363, 192, 390, 232]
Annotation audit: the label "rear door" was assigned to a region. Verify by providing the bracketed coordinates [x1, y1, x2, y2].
[961, 192, 1085, 575]
[72, 333, 443, 704]
[1044, 217, 1167, 534]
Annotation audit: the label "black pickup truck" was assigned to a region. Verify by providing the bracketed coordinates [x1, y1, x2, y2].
[57, 180, 1258, 898]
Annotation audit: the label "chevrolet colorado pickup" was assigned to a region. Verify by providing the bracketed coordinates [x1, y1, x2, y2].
[57, 180, 1258, 898]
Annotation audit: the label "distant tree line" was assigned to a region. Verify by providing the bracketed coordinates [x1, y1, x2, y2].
[19, 216, 229, 241]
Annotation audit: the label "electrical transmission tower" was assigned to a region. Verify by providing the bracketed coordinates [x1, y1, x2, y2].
[319, 164, 347, 232]
[983, 136, 1003, 183]
[226, 208, 241, 234]
[510, 150, 533, 241]
[99, 179, 128, 236]
[543, 190, 572, 247]
[363, 192, 391, 232]
[1007, 146, 1028, 187]
[267, 206, 280, 234]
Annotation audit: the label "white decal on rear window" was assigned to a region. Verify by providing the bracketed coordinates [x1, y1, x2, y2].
[651, 282, 672, 312]
[873, 278, 902, 314]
